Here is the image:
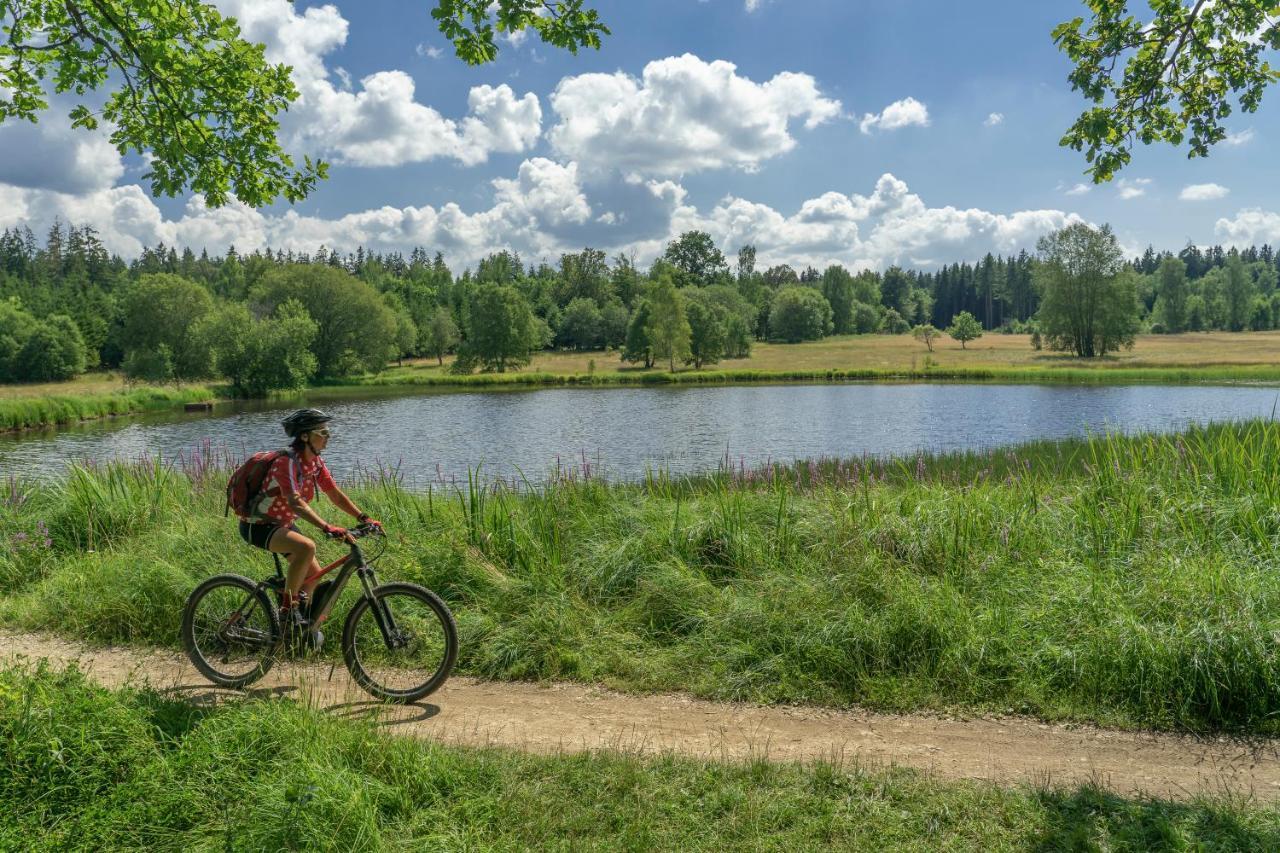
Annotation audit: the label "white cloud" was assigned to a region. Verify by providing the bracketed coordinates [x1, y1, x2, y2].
[0, 170, 1082, 275]
[215, 0, 542, 168]
[1215, 209, 1280, 247]
[1117, 178, 1151, 200]
[745, 0, 766, 10]
[1224, 128, 1255, 146]
[1064, 183, 1092, 196]
[984, 112, 1004, 127]
[1180, 183, 1229, 201]
[0, 114, 123, 194]
[415, 43, 444, 60]
[548, 53, 841, 177]
[859, 97, 930, 134]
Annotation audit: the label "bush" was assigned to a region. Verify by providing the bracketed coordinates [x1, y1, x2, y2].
[769, 287, 833, 342]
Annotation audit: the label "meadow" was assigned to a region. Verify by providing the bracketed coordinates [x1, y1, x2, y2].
[2, 663, 1276, 852]
[4, 421, 1280, 734]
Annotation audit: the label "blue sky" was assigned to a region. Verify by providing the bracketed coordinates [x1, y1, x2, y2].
[1, 0, 1276, 270]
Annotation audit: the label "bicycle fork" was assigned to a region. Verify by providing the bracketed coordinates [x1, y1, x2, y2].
[357, 567, 406, 649]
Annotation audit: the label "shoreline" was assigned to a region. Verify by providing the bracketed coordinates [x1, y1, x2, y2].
[5, 363, 1280, 435]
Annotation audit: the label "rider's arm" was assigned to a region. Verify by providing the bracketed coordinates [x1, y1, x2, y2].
[321, 483, 367, 521]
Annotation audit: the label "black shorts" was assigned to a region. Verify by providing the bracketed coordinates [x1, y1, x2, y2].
[238, 521, 298, 551]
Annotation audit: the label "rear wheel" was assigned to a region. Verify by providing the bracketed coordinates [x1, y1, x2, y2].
[181, 574, 279, 688]
[342, 582, 457, 703]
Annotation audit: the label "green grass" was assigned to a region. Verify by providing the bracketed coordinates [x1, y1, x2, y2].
[0, 385, 220, 433]
[5, 421, 1280, 733]
[1, 662, 1274, 852]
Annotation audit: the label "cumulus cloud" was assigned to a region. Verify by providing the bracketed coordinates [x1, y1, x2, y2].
[859, 97, 930, 134]
[215, 0, 541, 167]
[1180, 183, 1229, 201]
[1064, 183, 1092, 196]
[0, 168, 1081, 277]
[984, 112, 1004, 127]
[0, 114, 123, 194]
[548, 53, 841, 177]
[1215, 209, 1280, 247]
[1116, 178, 1151, 200]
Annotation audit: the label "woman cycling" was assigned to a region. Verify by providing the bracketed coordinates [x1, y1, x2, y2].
[237, 408, 379, 629]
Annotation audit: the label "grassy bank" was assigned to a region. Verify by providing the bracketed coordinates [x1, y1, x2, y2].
[0, 385, 220, 433]
[4, 422, 1280, 733]
[9, 331, 1280, 432]
[3, 663, 1274, 851]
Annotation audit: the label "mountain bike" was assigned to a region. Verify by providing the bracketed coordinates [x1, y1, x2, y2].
[180, 523, 457, 703]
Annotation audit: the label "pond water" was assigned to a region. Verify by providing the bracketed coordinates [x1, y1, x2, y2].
[2, 382, 1278, 486]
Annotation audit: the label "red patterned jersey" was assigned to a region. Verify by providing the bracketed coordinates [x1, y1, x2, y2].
[239, 452, 336, 526]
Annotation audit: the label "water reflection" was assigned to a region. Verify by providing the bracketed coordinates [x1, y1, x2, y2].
[2, 383, 1278, 486]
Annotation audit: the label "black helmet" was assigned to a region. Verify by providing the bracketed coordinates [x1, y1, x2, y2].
[281, 408, 332, 438]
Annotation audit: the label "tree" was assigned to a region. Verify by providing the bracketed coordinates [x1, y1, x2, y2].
[769, 287, 833, 343]
[556, 297, 604, 350]
[1034, 223, 1139, 357]
[622, 300, 654, 368]
[946, 311, 983, 349]
[195, 300, 317, 397]
[644, 275, 691, 371]
[911, 324, 941, 352]
[117, 273, 214, 381]
[1056, 2, 1280, 182]
[253, 266, 398, 377]
[599, 300, 630, 350]
[1224, 253, 1255, 332]
[851, 302, 880, 334]
[423, 306, 461, 365]
[879, 308, 910, 335]
[1, 2, 606, 206]
[14, 313, 87, 381]
[460, 284, 538, 372]
[820, 265, 856, 334]
[1155, 256, 1189, 332]
[662, 231, 729, 286]
[684, 297, 726, 369]
[880, 267, 913, 317]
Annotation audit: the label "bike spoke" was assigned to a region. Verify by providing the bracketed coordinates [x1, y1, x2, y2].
[349, 590, 451, 696]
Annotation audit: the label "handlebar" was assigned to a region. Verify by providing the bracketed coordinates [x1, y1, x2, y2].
[348, 521, 384, 540]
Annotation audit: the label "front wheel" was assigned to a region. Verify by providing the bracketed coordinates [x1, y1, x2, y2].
[181, 574, 279, 688]
[342, 582, 457, 703]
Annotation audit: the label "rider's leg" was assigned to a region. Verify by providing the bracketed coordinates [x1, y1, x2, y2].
[267, 527, 319, 603]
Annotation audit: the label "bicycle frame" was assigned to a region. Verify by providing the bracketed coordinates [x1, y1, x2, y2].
[261, 525, 402, 643]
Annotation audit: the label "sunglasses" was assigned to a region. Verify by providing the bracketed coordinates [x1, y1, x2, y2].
[312, 428, 331, 438]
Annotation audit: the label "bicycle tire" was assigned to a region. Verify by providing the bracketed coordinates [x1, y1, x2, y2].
[342, 582, 457, 703]
[181, 573, 280, 688]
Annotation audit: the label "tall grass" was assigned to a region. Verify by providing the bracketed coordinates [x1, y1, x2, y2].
[3, 663, 1275, 851]
[5, 421, 1280, 732]
[0, 385, 219, 432]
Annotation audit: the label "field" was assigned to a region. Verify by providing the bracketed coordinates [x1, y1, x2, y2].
[5, 421, 1280, 733]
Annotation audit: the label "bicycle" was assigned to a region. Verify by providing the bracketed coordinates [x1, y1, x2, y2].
[180, 522, 457, 703]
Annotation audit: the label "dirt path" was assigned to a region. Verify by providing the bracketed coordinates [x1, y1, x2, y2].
[4, 630, 1278, 803]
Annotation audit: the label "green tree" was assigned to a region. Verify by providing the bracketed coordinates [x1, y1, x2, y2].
[911, 324, 941, 352]
[14, 314, 87, 381]
[253, 266, 398, 377]
[644, 275, 691, 371]
[460, 284, 538, 372]
[423, 306, 461, 365]
[684, 296, 726, 369]
[1034, 223, 1139, 357]
[946, 311, 983, 349]
[880, 267, 913, 317]
[1224, 253, 1255, 332]
[622, 300, 654, 368]
[195, 300, 317, 397]
[1055, 1, 1280, 182]
[0, 298, 37, 381]
[599, 300, 630, 350]
[851, 302, 880, 334]
[118, 273, 214, 381]
[820, 265, 856, 334]
[879, 308, 910, 335]
[556, 297, 604, 350]
[2, 1, 606, 206]
[1155, 256, 1189, 332]
[662, 231, 728, 287]
[769, 286, 833, 343]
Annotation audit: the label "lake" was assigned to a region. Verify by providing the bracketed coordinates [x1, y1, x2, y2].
[3, 382, 1278, 486]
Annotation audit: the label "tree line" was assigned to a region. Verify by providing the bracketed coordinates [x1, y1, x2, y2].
[2, 222, 1278, 392]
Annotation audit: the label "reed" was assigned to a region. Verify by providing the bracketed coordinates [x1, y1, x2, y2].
[4, 421, 1280, 732]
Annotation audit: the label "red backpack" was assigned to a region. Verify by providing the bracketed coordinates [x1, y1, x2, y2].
[225, 449, 292, 518]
